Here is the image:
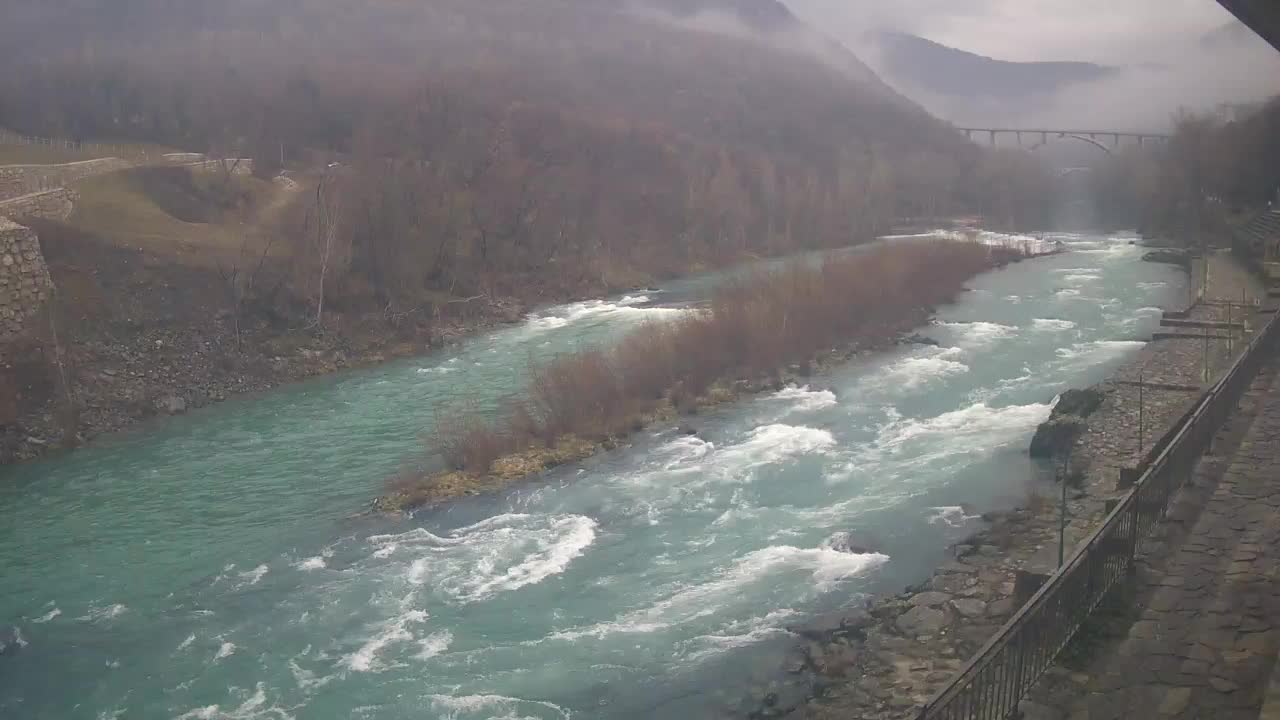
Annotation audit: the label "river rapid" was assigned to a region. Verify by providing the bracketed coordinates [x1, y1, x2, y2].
[0, 233, 1185, 720]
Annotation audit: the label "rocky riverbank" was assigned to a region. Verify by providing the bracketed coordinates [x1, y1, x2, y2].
[0, 292, 527, 465]
[735, 251, 1264, 720]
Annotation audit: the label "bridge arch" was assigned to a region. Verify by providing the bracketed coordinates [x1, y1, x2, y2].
[1028, 134, 1114, 157]
[956, 127, 1169, 158]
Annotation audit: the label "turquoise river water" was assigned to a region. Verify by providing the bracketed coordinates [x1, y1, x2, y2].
[0, 233, 1185, 719]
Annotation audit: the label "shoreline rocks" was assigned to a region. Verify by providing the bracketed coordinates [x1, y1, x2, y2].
[1029, 386, 1107, 459]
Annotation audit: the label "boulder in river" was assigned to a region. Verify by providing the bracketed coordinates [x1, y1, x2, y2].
[821, 531, 880, 555]
[1029, 417, 1084, 458]
[1028, 387, 1105, 458]
[902, 333, 940, 347]
[1053, 387, 1105, 418]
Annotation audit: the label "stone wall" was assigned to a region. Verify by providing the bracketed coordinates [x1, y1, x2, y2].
[0, 188, 78, 222]
[0, 158, 131, 201]
[0, 218, 53, 342]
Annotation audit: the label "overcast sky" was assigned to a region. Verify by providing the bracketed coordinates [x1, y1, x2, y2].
[782, 0, 1247, 64]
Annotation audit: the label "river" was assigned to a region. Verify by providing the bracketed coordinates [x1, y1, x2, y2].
[0, 232, 1185, 720]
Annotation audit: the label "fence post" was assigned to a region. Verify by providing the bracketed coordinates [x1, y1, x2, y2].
[1138, 372, 1145, 460]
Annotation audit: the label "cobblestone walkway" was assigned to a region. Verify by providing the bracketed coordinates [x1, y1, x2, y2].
[1024, 359, 1280, 719]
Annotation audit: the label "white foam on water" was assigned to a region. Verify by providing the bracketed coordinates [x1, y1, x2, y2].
[1063, 273, 1101, 283]
[235, 564, 269, 588]
[543, 619, 672, 643]
[177, 634, 197, 651]
[416, 367, 455, 375]
[414, 630, 454, 660]
[33, 607, 61, 623]
[427, 694, 570, 720]
[520, 296, 690, 337]
[877, 402, 1054, 457]
[711, 425, 836, 481]
[929, 506, 981, 527]
[605, 545, 888, 632]
[78, 603, 128, 623]
[295, 548, 333, 571]
[1055, 340, 1146, 368]
[297, 556, 326, 571]
[215, 642, 236, 660]
[659, 435, 715, 471]
[347, 609, 429, 672]
[1077, 242, 1142, 259]
[678, 609, 802, 663]
[1055, 288, 1082, 299]
[173, 683, 294, 720]
[1138, 281, 1168, 289]
[1032, 318, 1077, 332]
[770, 385, 837, 413]
[880, 229, 968, 241]
[288, 652, 338, 692]
[936, 321, 1017, 348]
[377, 514, 597, 603]
[680, 625, 793, 664]
[12, 626, 28, 648]
[881, 352, 970, 389]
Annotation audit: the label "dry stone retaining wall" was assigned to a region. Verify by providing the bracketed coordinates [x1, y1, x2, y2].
[0, 217, 53, 342]
[0, 158, 131, 201]
[0, 188, 77, 222]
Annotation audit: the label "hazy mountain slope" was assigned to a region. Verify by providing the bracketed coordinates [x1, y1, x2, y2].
[0, 0, 1057, 322]
[873, 31, 1117, 100]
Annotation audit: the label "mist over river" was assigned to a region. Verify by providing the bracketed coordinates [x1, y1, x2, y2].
[0, 233, 1185, 720]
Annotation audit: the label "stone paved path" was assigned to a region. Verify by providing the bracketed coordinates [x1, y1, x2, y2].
[1023, 358, 1280, 719]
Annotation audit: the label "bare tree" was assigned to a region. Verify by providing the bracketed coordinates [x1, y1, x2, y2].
[217, 230, 277, 352]
[303, 171, 344, 330]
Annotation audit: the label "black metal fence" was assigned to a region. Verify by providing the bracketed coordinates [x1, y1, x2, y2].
[916, 308, 1280, 720]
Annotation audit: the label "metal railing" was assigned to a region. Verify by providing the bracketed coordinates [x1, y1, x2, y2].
[916, 308, 1280, 720]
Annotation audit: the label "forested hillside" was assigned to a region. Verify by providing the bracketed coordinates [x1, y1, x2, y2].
[0, 0, 1054, 322]
[1093, 98, 1280, 241]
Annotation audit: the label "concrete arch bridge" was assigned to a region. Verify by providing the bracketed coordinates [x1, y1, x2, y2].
[955, 127, 1172, 155]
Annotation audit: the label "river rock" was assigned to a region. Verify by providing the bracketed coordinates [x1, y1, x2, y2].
[896, 606, 948, 636]
[1053, 387, 1105, 418]
[1029, 417, 1084, 458]
[902, 333, 940, 347]
[951, 599, 988, 618]
[909, 591, 952, 608]
[157, 396, 187, 415]
[821, 531, 880, 555]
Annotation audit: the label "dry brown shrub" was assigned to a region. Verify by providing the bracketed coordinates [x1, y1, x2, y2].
[424, 240, 1022, 474]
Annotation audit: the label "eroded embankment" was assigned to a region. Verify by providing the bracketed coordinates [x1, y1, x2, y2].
[377, 240, 1038, 512]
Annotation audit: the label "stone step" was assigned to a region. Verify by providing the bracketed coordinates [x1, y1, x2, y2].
[1151, 331, 1234, 341]
[1160, 318, 1245, 330]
